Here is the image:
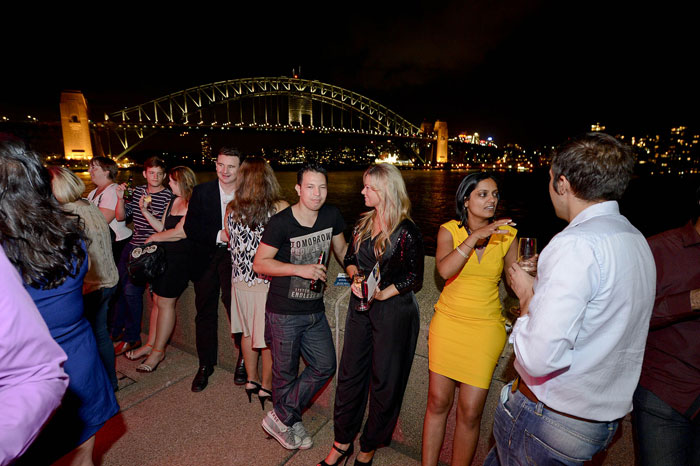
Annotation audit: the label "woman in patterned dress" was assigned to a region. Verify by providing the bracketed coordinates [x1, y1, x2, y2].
[227, 157, 288, 409]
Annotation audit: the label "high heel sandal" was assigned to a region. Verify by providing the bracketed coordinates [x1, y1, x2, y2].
[353, 449, 375, 466]
[317, 442, 354, 466]
[126, 343, 152, 361]
[258, 387, 272, 410]
[353, 452, 374, 466]
[245, 381, 261, 403]
[136, 348, 165, 373]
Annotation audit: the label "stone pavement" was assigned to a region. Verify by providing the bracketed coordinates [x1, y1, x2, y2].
[93, 341, 635, 465]
[92, 255, 638, 465]
[94, 345, 421, 466]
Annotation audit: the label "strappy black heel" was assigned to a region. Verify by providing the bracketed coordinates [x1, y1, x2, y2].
[317, 442, 354, 466]
[245, 380, 261, 403]
[258, 386, 272, 410]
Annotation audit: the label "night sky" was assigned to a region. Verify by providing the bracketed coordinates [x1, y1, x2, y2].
[2, 1, 696, 145]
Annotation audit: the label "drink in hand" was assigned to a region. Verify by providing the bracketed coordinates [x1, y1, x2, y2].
[354, 272, 369, 312]
[517, 237, 538, 277]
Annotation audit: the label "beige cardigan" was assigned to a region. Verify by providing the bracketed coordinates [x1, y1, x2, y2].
[64, 200, 119, 294]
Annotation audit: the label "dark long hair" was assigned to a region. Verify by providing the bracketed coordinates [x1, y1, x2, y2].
[0, 141, 85, 289]
[455, 172, 498, 228]
[227, 157, 283, 228]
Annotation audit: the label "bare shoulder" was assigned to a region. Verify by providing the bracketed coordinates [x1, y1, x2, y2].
[274, 199, 290, 213]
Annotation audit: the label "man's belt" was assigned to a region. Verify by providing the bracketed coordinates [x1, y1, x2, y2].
[512, 376, 604, 424]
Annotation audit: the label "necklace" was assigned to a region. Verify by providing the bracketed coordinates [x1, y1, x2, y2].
[466, 227, 491, 250]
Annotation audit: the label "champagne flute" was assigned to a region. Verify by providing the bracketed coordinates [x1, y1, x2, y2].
[517, 237, 538, 276]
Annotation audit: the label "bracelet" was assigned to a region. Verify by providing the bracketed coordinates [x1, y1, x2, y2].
[455, 244, 470, 259]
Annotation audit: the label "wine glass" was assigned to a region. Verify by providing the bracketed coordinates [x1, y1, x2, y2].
[353, 272, 369, 312]
[517, 238, 538, 276]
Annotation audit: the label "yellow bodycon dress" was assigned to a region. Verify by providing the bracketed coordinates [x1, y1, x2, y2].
[428, 220, 516, 389]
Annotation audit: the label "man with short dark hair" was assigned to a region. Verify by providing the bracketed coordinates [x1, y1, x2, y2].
[184, 147, 246, 392]
[633, 186, 700, 466]
[113, 156, 172, 355]
[485, 133, 656, 464]
[254, 164, 347, 450]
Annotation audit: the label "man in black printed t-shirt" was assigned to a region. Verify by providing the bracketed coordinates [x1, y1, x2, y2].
[112, 156, 172, 356]
[254, 164, 347, 450]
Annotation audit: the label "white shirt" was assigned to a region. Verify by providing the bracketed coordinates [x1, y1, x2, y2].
[87, 184, 133, 241]
[511, 201, 656, 421]
[216, 182, 235, 245]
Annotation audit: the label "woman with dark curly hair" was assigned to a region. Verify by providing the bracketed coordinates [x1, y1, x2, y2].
[1, 141, 119, 466]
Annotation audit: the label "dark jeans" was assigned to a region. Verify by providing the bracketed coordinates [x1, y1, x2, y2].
[484, 383, 618, 465]
[112, 243, 145, 342]
[265, 310, 336, 426]
[334, 293, 419, 452]
[633, 385, 700, 466]
[84, 285, 118, 391]
[193, 247, 232, 367]
[111, 235, 130, 270]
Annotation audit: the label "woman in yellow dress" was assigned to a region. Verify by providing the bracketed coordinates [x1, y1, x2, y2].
[422, 172, 517, 466]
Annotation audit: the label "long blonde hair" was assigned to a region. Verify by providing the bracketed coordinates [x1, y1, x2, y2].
[353, 164, 411, 259]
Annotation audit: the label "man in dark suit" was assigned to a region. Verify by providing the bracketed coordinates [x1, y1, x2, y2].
[184, 147, 245, 392]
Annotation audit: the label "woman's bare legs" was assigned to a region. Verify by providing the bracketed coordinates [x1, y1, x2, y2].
[422, 370, 488, 466]
[451, 383, 488, 466]
[126, 297, 158, 359]
[140, 294, 175, 368]
[241, 335, 259, 383]
[55, 435, 95, 466]
[422, 370, 457, 465]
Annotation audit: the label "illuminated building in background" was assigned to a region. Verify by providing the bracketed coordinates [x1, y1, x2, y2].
[60, 90, 93, 160]
[591, 122, 606, 132]
[201, 134, 211, 159]
[434, 120, 448, 163]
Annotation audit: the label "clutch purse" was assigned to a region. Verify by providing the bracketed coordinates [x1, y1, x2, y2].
[127, 242, 167, 285]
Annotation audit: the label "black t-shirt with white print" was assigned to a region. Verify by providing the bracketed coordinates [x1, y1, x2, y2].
[260, 204, 345, 315]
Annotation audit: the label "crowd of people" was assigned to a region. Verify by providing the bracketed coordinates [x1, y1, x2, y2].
[1, 132, 698, 466]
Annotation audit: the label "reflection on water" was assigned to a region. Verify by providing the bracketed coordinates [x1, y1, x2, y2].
[77, 169, 699, 256]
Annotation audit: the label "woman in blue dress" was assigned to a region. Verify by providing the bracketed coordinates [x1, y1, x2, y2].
[0, 141, 119, 465]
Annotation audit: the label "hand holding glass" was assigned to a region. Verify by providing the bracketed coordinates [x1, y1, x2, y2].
[517, 238, 538, 277]
[353, 272, 369, 312]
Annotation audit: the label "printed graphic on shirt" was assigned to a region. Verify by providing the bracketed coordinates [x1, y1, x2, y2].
[288, 227, 332, 300]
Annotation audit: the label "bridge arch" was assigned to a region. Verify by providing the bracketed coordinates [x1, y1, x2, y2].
[109, 77, 420, 137]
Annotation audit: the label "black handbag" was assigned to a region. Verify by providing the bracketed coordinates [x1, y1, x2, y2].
[127, 242, 167, 285]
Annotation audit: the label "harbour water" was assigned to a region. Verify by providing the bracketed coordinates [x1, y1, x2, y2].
[77, 169, 698, 256]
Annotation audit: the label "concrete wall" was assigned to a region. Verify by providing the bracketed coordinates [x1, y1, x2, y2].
[143, 256, 635, 464]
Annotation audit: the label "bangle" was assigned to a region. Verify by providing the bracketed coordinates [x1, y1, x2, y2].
[455, 245, 470, 259]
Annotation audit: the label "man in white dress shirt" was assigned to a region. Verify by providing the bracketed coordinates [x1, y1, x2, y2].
[484, 133, 656, 465]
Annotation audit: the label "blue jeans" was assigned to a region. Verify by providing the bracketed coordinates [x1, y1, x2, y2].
[112, 243, 146, 342]
[265, 311, 336, 426]
[633, 385, 700, 466]
[484, 382, 618, 465]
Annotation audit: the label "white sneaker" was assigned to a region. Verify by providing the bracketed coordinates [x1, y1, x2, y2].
[262, 410, 301, 450]
[291, 421, 313, 450]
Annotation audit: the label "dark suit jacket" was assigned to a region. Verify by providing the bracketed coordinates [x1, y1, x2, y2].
[184, 179, 223, 280]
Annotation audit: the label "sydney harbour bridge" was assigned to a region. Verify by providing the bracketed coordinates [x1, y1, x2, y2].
[82, 77, 445, 162]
